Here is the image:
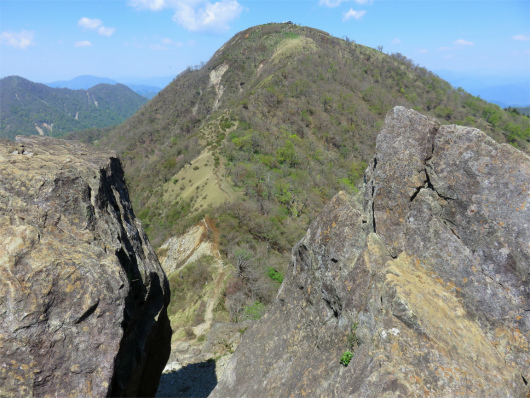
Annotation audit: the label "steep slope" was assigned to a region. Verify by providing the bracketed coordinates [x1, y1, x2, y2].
[211, 106, 530, 398]
[97, 22, 529, 329]
[0, 76, 148, 139]
[0, 136, 171, 397]
[100, 23, 529, 244]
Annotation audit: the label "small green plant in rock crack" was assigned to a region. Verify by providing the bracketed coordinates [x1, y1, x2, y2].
[340, 322, 360, 367]
[340, 351, 353, 367]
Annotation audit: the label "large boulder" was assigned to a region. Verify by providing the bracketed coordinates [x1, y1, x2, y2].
[211, 107, 530, 397]
[0, 136, 171, 397]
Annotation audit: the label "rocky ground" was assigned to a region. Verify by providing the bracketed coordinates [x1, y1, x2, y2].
[155, 321, 252, 397]
[210, 106, 530, 398]
[0, 136, 171, 397]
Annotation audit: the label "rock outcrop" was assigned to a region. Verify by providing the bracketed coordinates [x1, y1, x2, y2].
[0, 136, 171, 397]
[210, 107, 530, 397]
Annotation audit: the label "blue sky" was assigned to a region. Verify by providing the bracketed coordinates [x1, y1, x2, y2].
[1, 0, 529, 89]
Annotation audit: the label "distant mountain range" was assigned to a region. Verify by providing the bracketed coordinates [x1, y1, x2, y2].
[435, 70, 530, 107]
[474, 84, 530, 108]
[47, 75, 117, 90]
[47, 75, 166, 99]
[0, 75, 148, 140]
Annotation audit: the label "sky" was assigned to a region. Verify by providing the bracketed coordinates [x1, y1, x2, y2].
[1, 0, 529, 93]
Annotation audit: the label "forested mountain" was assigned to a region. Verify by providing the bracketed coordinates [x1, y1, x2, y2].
[75, 23, 530, 322]
[0, 76, 148, 140]
[48, 75, 162, 99]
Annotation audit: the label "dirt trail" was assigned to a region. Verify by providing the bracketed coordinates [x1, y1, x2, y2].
[213, 164, 230, 200]
[204, 216, 221, 257]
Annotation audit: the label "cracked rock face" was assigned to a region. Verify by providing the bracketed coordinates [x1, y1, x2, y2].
[0, 136, 171, 397]
[211, 107, 530, 398]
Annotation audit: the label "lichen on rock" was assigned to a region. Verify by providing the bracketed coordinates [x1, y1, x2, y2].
[0, 136, 171, 397]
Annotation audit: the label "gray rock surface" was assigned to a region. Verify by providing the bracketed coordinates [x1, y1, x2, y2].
[200, 321, 254, 359]
[210, 107, 530, 397]
[0, 136, 171, 397]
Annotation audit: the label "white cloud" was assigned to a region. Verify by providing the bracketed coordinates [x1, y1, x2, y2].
[98, 26, 116, 36]
[513, 34, 530, 41]
[0, 30, 34, 49]
[78, 17, 102, 29]
[173, 0, 244, 32]
[437, 46, 452, 52]
[444, 54, 454, 59]
[129, 0, 243, 32]
[418, 49, 428, 53]
[391, 38, 401, 45]
[75, 40, 93, 48]
[319, 0, 346, 7]
[319, 0, 372, 6]
[454, 39, 473, 46]
[343, 9, 366, 21]
[78, 17, 115, 36]
[128, 0, 167, 11]
[162, 37, 173, 44]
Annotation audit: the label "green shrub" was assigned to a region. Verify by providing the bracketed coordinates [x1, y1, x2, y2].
[162, 158, 177, 170]
[340, 351, 353, 366]
[220, 121, 234, 131]
[243, 301, 266, 320]
[267, 267, 284, 283]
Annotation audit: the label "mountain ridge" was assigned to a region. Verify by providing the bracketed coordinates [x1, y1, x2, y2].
[68, 24, 530, 371]
[47, 74, 118, 90]
[47, 74, 163, 99]
[96, 23, 529, 247]
[0, 75, 148, 140]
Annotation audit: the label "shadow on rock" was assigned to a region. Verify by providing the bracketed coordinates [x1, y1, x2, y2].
[155, 360, 217, 398]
